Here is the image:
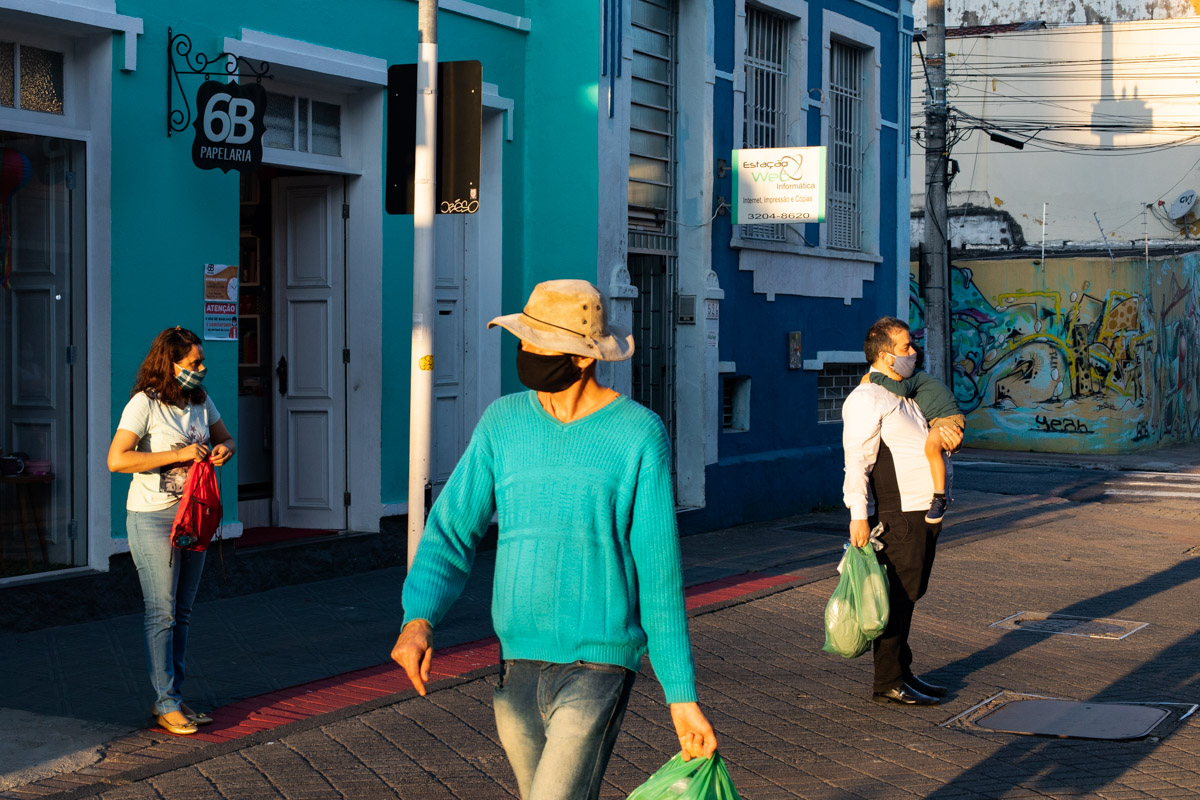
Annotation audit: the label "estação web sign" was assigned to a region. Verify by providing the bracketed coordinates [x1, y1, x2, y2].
[191, 81, 267, 173]
[731, 146, 826, 225]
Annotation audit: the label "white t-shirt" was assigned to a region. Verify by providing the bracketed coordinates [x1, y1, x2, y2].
[117, 391, 221, 512]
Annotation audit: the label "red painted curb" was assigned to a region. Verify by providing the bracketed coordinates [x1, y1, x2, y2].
[162, 570, 798, 742]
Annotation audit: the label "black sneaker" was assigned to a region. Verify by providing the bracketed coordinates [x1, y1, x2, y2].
[926, 495, 948, 524]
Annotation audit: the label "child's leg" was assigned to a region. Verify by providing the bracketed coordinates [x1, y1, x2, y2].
[924, 430, 947, 494]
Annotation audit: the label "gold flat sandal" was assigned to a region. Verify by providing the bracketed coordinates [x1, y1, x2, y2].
[152, 704, 213, 726]
[155, 711, 198, 736]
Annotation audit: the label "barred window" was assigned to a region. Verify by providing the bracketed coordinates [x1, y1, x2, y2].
[722, 375, 751, 431]
[741, 6, 789, 243]
[817, 363, 863, 423]
[828, 40, 864, 250]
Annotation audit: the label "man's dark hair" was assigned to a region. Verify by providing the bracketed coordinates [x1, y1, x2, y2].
[863, 316, 909, 365]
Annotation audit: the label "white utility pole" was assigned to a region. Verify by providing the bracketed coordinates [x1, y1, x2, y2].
[408, 0, 438, 568]
[923, 0, 951, 384]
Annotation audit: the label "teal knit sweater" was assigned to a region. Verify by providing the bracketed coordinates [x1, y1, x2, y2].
[401, 391, 698, 704]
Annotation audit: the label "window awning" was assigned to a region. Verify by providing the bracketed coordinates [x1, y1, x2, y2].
[0, 0, 143, 70]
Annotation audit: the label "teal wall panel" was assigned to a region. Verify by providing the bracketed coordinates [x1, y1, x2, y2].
[105, 2, 593, 515]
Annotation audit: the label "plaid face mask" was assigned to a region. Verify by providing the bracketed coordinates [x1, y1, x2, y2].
[175, 364, 207, 391]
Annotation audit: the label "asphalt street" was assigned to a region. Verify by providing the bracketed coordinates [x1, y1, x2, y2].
[3, 443, 1200, 800]
[953, 459, 1200, 507]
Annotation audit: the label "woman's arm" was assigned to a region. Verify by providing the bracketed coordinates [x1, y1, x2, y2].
[107, 430, 208, 474]
[209, 419, 236, 467]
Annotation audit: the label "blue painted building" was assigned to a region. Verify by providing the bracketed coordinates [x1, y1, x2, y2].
[667, 0, 915, 531]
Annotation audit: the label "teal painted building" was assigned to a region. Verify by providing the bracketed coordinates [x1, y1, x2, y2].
[0, 0, 603, 579]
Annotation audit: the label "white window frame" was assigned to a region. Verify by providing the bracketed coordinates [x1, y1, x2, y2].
[730, 0, 809, 252]
[820, 10, 881, 256]
[0, 30, 82, 133]
[256, 81, 356, 173]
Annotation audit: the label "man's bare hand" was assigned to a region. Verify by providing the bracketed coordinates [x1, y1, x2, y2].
[669, 702, 718, 761]
[390, 619, 434, 696]
[849, 518, 871, 548]
[938, 426, 964, 453]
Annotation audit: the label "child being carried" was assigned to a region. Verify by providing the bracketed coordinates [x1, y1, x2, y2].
[866, 363, 964, 524]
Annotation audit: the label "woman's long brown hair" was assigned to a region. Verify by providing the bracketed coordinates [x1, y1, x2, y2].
[131, 327, 206, 407]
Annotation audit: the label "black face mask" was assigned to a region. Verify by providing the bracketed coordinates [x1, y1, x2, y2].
[517, 349, 582, 392]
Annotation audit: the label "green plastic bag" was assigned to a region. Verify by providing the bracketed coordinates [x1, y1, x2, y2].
[849, 545, 890, 638]
[626, 752, 742, 800]
[822, 545, 890, 658]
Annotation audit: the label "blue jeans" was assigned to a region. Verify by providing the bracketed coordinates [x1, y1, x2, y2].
[127, 507, 206, 715]
[493, 659, 636, 800]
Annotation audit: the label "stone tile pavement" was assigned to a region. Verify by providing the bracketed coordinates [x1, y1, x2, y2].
[6, 484, 1200, 798]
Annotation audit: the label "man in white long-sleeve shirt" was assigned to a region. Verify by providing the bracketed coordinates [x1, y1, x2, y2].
[841, 316, 962, 706]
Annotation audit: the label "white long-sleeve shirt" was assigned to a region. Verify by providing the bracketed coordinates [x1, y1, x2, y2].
[841, 370, 943, 519]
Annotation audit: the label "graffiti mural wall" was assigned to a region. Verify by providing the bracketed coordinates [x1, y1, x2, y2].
[909, 253, 1200, 453]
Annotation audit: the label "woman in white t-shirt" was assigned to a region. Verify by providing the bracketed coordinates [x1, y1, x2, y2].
[108, 327, 236, 736]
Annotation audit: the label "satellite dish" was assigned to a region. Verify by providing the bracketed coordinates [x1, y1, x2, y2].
[1168, 189, 1197, 221]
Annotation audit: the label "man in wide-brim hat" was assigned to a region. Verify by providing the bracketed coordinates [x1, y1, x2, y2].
[392, 279, 717, 799]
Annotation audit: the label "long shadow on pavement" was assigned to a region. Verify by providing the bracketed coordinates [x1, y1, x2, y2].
[926, 557, 1200, 798]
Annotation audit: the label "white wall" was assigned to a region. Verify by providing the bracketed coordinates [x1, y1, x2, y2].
[911, 18, 1200, 249]
[913, 0, 1197, 27]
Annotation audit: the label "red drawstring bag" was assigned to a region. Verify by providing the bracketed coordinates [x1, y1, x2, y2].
[171, 458, 222, 551]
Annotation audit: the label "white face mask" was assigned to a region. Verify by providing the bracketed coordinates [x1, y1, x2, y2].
[890, 351, 918, 379]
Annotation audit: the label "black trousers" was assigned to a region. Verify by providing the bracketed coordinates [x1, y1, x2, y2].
[870, 509, 941, 692]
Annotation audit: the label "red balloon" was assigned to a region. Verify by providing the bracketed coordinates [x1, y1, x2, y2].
[0, 148, 34, 204]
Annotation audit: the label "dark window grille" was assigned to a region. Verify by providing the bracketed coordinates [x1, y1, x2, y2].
[817, 363, 863, 422]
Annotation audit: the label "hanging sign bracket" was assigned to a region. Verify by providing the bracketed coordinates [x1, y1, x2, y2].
[167, 27, 272, 137]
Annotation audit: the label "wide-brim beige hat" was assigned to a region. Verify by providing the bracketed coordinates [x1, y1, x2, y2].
[487, 279, 635, 362]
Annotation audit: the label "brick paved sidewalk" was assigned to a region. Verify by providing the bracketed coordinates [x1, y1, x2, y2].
[8, 489, 1200, 799]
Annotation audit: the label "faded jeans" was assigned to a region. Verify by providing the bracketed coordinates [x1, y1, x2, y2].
[127, 507, 206, 715]
[493, 659, 637, 800]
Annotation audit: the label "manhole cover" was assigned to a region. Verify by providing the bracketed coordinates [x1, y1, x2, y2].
[943, 692, 1198, 741]
[990, 612, 1147, 639]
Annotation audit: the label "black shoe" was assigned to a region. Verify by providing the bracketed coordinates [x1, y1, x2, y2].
[904, 674, 948, 697]
[873, 685, 940, 706]
[925, 495, 948, 524]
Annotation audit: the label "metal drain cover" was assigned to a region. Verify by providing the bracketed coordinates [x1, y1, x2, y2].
[975, 699, 1170, 740]
[990, 612, 1147, 639]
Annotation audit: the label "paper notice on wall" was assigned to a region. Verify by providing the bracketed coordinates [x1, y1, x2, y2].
[204, 301, 238, 341]
[203, 264, 239, 341]
[205, 263, 239, 301]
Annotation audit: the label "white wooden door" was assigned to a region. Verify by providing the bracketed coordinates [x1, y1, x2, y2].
[432, 213, 469, 490]
[272, 176, 346, 530]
